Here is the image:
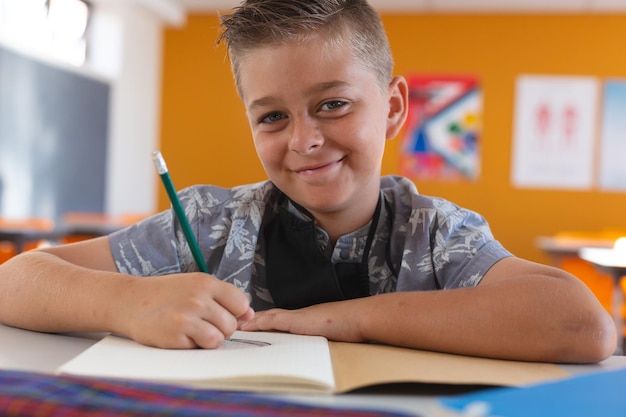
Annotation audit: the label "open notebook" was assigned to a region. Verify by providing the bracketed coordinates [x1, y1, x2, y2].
[57, 331, 569, 395]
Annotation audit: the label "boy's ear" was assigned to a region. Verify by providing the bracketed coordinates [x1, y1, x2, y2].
[386, 76, 409, 139]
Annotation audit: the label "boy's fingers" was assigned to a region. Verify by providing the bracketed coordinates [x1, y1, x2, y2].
[240, 309, 290, 332]
[193, 297, 243, 337]
[211, 279, 253, 320]
[237, 306, 255, 322]
[187, 322, 228, 349]
[192, 308, 253, 349]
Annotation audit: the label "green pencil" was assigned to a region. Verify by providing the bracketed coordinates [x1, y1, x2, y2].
[151, 151, 209, 273]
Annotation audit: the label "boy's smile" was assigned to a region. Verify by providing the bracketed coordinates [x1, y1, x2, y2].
[238, 35, 406, 239]
[292, 157, 345, 178]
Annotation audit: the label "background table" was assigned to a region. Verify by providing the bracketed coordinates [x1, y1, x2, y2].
[580, 245, 626, 356]
[537, 235, 626, 354]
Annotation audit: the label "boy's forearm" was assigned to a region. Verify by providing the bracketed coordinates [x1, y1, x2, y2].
[357, 275, 615, 363]
[0, 249, 255, 349]
[244, 267, 615, 363]
[0, 251, 129, 334]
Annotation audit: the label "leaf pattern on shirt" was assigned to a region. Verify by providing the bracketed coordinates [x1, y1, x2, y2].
[407, 206, 430, 235]
[175, 228, 197, 273]
[114, 240, 156, 276]
[108, 176, 512, 309]
[400, 249, 414, 272]
[368, 255, 396, 294]
[228, 218, 254, 260]
[229, 184, 268, 230]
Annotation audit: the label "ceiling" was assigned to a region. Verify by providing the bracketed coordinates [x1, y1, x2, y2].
[125, 0, 626, 26]
[176, 0, 626, 13]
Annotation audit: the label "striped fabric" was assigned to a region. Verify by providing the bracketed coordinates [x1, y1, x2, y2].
[0, 370, 414, 417]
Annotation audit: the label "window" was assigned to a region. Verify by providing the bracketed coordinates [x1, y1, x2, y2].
[0, 0, 91, 66]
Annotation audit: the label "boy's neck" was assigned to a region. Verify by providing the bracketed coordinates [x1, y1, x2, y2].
[280, 185, 382, 246]
[308, 198, 380, 247]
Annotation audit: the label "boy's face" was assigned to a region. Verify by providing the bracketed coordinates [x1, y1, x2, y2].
[238, 35, 406, 223]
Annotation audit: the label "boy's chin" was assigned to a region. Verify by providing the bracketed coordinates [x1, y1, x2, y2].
[294, 193, 360, 215]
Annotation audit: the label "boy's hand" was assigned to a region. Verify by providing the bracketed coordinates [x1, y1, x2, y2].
[239, 300, 366, 343]
[115, 273, 254, 349]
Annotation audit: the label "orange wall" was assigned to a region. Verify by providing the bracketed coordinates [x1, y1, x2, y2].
[160, 14, 626, 264]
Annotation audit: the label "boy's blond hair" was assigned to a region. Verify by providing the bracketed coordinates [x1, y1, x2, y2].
[217, 0, 394, 94]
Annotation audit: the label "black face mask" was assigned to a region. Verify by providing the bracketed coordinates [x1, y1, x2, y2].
[263, 195, 382, 310]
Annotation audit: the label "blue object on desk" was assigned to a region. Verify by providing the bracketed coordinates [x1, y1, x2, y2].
[439, 367, 626, 417]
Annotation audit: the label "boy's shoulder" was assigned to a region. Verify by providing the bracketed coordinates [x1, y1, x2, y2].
[381, 175, 469, 217]
[177, 180, 276, 209]
[380, 175, 417, 194]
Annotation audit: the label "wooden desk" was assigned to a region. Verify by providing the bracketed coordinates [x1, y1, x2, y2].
[0, 324, 435, 416]
[535, 236, 614, 260]
[60, 212, 149, 242]
[0, 227, 65, 254]
[0, 213, 145, 259]
[0, 223, 117, 257]
[2, 323, 626, 417]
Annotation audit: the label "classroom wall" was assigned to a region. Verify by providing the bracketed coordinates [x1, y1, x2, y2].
[0, 44, 109, 221]
[159, 13, 626, 264]
[94, 2, 164, 217]
[0, 3, 166, 220]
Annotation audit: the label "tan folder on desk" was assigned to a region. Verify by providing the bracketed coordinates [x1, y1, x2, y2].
[57, 331, 569, 395]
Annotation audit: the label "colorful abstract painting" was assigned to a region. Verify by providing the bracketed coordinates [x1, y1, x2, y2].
[400, 75, 482, 181]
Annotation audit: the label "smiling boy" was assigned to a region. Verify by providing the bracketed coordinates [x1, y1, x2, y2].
[0, 0, 617, 363]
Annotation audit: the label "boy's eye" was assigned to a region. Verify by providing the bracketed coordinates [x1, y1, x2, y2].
[321, 100, 346, 111]
[260, 112, 286, 124]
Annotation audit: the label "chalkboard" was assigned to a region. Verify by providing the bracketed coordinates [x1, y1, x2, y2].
[0, 45, 110, 221]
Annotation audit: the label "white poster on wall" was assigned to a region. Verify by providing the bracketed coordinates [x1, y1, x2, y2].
[598, 80, 626, 192]
[511, 75, 599, 190]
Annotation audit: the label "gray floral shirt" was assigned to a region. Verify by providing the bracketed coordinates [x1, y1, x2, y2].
[109, 176, 512, 311]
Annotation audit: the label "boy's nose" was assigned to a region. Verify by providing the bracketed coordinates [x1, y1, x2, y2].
[288, 117, 324, 154]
